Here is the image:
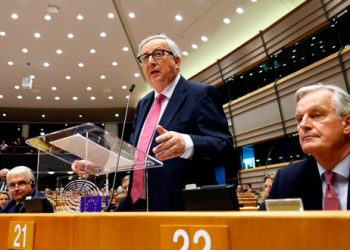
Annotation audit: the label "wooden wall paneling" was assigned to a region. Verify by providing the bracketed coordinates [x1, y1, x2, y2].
[188, 61, 221, 86]
[325, 0, 350, 18]
[263, 1, 328, 54]
[229, 85, 284, 146]
[219, 35, 268, 79]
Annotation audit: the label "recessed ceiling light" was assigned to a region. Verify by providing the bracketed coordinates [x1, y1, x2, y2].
[14, 86, 20, 89]
[56, 49, 62, 54]
[73, 97, 78, 100]
[90, 96, 96, 100]
[77, 15, 83, 20]
[22, 48, 28, 53]
[30, 75, 35, 79]
[42, 114, 45, 117]
[192, 44, 198, 49]
[79, 115, 82, 118]
[0, 31, 6, 36]
[115, 113, 119, 117]
[51, 87, 57, 90]
[175, 15, 182, 21]
[90, 49, 96, 53]
[100, 32, 106, 37]
[44, 62, 50, 67]
[67, 33, 74, 38]
[122, 85, 127, 89]
[44, 15, 51, 20]
[129, 13, 135, 18]
[201, 36, 208, 42]
[100, 75, 106, 79]
[123, 47, 129, 51]
[112, 62, 118, 66]
[134, 73, 140, 77]
[55, 97, 60, 100]
[11, 14, 18, 19]
[36, 96, 41, 100]
[182, 51, 189, 56]
[108, 13, 114, 18]
[8, 61, 13, 65]
[223, 18, 230, 24]
[87, 87, 92, 90]
[78, 63, 84, 67]
[2, 113, 6, 116]
[66, 76, 71, 80]
[34, 32, 41, 38]
[17, 95, 22, 99]
[236, 7, 244, 14]
[108, 96, 113, 100]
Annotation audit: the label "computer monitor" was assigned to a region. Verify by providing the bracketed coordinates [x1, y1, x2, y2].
[182, 184, 240, 211]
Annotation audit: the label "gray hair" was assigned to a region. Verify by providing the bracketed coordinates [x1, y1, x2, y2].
[137, 33, 182, 59]
[295, 83, 350, 119]
[7, 166, 34, 181]
[0, 168, 9, 174]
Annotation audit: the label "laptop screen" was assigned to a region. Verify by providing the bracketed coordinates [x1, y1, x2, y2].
[182, 184, 240, 211]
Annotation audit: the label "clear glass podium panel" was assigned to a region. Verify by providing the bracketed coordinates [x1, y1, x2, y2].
[26, 123, 163, 212]
[26, 123, 163, 174]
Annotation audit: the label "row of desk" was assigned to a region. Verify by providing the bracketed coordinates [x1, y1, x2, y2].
[1, 211, 350, 249]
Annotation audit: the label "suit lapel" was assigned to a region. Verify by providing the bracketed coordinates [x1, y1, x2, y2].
[159, 76, 187, 128]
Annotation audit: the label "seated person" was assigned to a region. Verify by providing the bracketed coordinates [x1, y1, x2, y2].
[259, 171, 276, 204]
[236, 184, 243, 194]
[0, 191, 10, 212]
[243, 183, 253, 193]
[1, 166, 54, 213]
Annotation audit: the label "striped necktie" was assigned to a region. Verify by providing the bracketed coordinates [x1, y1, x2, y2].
[131, 94, 165, 203]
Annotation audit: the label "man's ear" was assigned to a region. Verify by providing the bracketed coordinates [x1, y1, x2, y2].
[343, 114, 350, 134]
[174, 56, 181, 70]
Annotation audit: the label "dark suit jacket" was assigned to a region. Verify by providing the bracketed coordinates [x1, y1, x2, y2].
[0, 181, 8, 192]
[1, 189, 54, 213]
[120, 75, 235, 211]
[259, 157, 350, 210]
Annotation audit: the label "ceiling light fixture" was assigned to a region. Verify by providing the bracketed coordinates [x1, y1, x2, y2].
[47, 5, 59, 13]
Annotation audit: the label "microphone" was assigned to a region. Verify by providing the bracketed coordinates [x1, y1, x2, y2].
[104, 84, 135, 211]
[256, 146, 275, 206]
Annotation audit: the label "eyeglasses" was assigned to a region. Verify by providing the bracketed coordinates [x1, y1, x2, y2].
[137, 49, 174, 65]
[8, 180, 31, 190]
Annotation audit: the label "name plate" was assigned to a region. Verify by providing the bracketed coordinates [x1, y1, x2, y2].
[8, 221, 35, 250]
[161, 225, 229, 250]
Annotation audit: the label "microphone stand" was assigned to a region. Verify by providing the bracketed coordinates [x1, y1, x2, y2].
[256, 146, 275, 207]
[104, 84, 135, 211]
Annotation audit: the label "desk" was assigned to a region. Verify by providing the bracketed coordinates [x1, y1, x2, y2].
[1, 211, 350, 249]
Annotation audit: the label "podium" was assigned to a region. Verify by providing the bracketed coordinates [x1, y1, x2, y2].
[26, 123, 163, 212]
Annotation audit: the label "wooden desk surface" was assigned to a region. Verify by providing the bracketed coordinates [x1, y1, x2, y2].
[1, 211, 349, 250]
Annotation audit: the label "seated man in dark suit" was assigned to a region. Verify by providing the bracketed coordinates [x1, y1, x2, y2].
[1, 166, 54, 213]
[260, 83, 350, 210]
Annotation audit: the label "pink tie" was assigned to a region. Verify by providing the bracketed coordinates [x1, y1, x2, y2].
[131, 94, 165, 203]
[324, 171, 340, 210]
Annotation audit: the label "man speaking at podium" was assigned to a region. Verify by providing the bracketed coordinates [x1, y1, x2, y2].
[72, 33, 235, 211]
